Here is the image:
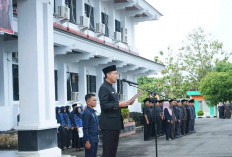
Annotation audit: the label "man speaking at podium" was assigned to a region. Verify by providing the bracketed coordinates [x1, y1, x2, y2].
[99, 65, 134, 157]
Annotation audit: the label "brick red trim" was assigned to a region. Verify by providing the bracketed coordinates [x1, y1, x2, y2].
[53, 22, 139, 56]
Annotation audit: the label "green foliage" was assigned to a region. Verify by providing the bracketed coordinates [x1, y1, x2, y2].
[199, 72, 232, 105]
[214, 61, 232, 73]
[197, 110, 204, 116]
[179, 27, 225, 90]
[121, 108, 130, 121]
[137, 28, 231, 103]
[129, 112, 144, 126]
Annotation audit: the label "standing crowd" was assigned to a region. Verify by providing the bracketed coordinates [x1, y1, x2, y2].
[143, 98, 196, 141]
[218, 101, 232, 119]
[55, 94, 99, 157]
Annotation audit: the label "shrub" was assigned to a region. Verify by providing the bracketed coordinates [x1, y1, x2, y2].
[129, 112, 144, 126]
[121, 108, 130, 121]
[197, 110, 204, 116]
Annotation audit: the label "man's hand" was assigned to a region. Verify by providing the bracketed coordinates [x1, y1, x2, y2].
[146, 120, 149, 125]
[85, 141, 91, 150]
[178, 120, 181, 123]
[119, 101, 130, 108]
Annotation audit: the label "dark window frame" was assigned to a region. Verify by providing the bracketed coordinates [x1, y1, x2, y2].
[115, 19, 121, 32]
[12, 64, 19, 101]
[85, 3, 94, 31]
[67, 72, 79, 101]
[87, 75, 96, 94]
[101, 12, 109, 37]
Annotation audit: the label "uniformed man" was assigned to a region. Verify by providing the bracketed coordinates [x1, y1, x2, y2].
[98, 65, 134, 157]
[83, 94, 99, 157]
[155, 101, 162, 136]
[170, 99, 177, 139]
[143, 98, 152, 141]
[180, 99, 187, 136]
[186, 100, 193, 134]
[190, 99, 196, 133]
[176, 100, 183, 137]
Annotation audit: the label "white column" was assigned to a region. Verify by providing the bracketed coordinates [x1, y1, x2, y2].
[76, 0, 85, 24]
[96, 67, 104, 97]
[0, 36, 7, 107]
[58, 63, 67, 105]
[17, 0, 57, 129]
[94, 0, 101, 25]
[96, 67, 104, 112]
[17, 0, 60, 155]
[78, 64, 87, 104]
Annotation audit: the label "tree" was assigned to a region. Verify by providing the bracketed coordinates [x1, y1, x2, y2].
[214, 61, 232, 73]
[199, 72, 232, 105]
[179, 27, 225, 90]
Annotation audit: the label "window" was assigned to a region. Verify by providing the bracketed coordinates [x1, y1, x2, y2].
[87, 75, 96, 94]
[101, 12, 109, 37]
[67, 73, 79, 101]
[85, 3, 94, 31]
[115, 20, 121, 32]
[54, 70, 58, 101]
[12, 64, 19, 101]
[65, 0, 76, 23]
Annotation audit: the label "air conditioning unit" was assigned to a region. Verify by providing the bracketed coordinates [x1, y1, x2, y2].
[80, 16, 90, 29]
[58, 5, 70, 21]
[96, 23, 105, 36]
[114, 31, 121, 42]
[71, 92, 79, 101]
[121, 28, 128, 43]
[12, 52, 18, 60]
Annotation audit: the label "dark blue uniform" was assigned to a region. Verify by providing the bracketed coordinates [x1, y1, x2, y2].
[83, 106, 99, 157]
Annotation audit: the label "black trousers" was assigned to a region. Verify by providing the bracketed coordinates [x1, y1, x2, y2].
[171, 122, 175, 139]
[144, 124, 151, 140]
[186, 119, 190, 134]
[175, 121, 181, 136]
[181, 120, 186, 135]
[151, 122, 156, 137]
[58, 126, 66, 149]
[85, 142, 98, 157]
[65, 128, 72, 148]
[102, 130, 120, 157]
[164, 121, 171, 140]
[72, 129, 81, 149]
[157, 118, 162, 135]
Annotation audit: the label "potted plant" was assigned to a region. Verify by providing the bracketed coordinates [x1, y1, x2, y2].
[197, 110, 204, 118]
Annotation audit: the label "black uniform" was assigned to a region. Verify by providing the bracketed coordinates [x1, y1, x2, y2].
[143, 105, 152, 141]
[99, 80, 124, 157]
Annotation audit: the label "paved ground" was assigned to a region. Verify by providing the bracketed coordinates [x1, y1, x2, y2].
[1, 118, 232, 157]
[62, 118, 232, 157]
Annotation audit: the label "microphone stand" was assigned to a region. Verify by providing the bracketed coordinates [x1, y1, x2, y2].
[126, 83, 159, 157]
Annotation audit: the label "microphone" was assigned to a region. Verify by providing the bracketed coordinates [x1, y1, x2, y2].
[121, 79, 138, 85]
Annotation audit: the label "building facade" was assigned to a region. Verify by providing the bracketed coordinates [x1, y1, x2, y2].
[187, 91, 217, 118]
[0, 0, 163, 155]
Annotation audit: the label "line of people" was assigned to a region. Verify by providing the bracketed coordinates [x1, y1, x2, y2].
[55, 93, 100, 157]
[218, 101, 232, 119]
[55, 104, 84, 151]
[143, 98, 196, 141]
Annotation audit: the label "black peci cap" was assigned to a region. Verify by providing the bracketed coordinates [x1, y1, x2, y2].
[102, 65, 117, 75]
[143, 98, 150, 103]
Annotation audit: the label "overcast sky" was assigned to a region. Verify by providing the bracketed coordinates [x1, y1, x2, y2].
[135, 0, 232, 62]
